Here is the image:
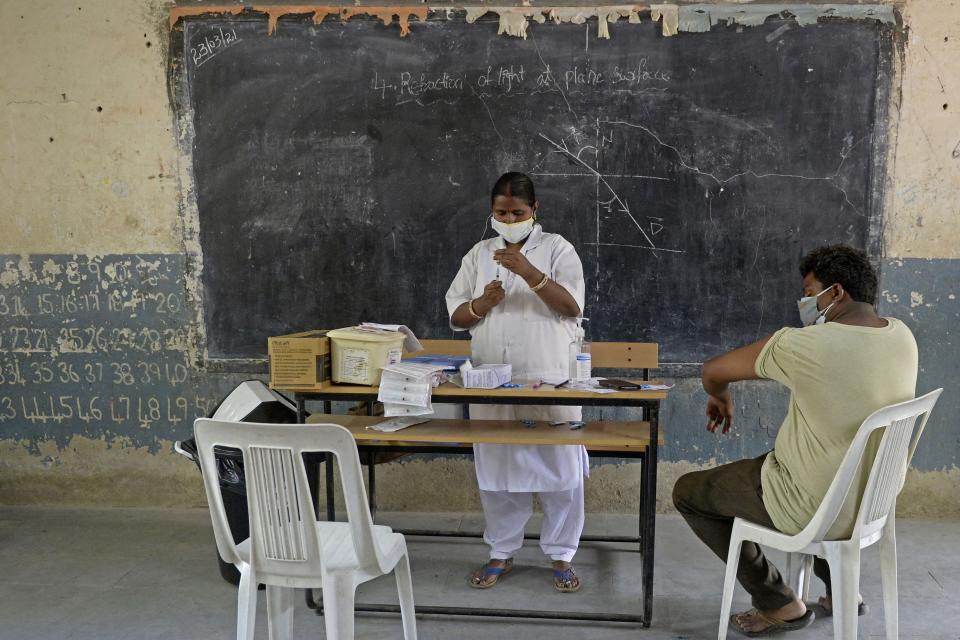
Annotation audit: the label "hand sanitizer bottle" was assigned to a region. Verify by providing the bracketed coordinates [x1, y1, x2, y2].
[569, 317, 591, 381]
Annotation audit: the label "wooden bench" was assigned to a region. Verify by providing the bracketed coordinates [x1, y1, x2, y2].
[410, 339, 659, 379]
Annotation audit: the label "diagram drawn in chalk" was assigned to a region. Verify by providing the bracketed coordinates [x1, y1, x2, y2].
[534, 123, 684, 262]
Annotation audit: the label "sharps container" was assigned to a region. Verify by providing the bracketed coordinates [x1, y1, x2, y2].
[327, 326, 405, 385]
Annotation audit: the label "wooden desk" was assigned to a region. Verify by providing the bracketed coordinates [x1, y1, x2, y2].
[291, 379, 665, 628]
[305, 380, 668, 405]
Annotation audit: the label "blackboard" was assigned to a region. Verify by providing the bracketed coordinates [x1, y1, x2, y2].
[172, 12, 892, 364]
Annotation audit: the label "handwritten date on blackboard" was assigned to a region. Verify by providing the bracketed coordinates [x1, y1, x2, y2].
[192, 27, 241, 67]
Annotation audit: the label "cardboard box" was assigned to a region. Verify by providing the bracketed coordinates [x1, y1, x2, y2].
[268, 330, 332, 391]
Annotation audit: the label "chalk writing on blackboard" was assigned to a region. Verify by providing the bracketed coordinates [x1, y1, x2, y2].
[0, 392, 218, 429]
[368, 58, 672, 104]
[191, 27, 241, 67]
[537, 130, 684, 257]
[0, 254, 219, 435]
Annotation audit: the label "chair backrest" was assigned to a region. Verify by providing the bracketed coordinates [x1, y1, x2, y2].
[590, 342, 659, 370]
[794, 388, 942, 544]
[408, 339, 659, 370]
[409, 339, 472, 357]
[193, 418, 385, 584]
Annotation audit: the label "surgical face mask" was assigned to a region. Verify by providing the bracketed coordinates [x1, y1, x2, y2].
[797, 287, 835, 326]
[491, 216, 535, 244]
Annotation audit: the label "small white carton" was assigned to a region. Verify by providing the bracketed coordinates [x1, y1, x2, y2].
[460, 361, 512, 389]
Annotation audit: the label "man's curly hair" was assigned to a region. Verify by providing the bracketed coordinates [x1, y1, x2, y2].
[799, 245, 878, 305]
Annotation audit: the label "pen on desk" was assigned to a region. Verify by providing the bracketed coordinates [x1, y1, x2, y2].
[554, 379, 570, 389]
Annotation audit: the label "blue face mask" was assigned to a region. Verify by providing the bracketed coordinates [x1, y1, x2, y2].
[797, 286, 836, 326]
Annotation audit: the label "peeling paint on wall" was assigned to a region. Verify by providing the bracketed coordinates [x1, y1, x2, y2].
[677, 4, 895, 33]
[167, 4, 897, 40]
[879, 258, 960, 472]
[261, 6, 321, 35]
[465, 7, 541, 39]
[464, 2, 896, 39]
[465, 5, 651, 39]
[169, 5, 245, 29]
[651, 3, 679, 36]
[341, 7, 430, 38]
[170, 5, 430, 38]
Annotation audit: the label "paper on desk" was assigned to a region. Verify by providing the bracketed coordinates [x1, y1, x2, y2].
[359, 322, 423, 352]
[368, 416, 430, 433]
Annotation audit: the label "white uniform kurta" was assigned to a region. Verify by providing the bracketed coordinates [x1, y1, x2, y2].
[445, 224, 589, 561]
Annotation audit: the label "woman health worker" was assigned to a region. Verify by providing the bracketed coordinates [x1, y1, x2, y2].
[445, 172, 588, 593]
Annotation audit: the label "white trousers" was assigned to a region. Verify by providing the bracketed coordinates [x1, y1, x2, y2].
[479, 480, 585, 562]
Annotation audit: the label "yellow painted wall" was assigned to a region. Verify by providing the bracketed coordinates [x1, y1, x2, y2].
[886, 0, 960, 258]
[0, 0, 180, 255]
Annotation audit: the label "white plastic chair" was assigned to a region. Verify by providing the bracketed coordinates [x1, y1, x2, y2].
[718, 388, 942, 640]
[193, 418, 418, 640]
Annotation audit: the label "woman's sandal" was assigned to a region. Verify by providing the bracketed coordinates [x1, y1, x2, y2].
[469, 559, 513, 589]
[553, 566, 582, 593]
[729, 608, 814, 637]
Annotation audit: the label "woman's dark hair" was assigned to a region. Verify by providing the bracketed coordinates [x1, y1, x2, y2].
[491, 172, 536, 206]
[799, 244, 878, 304]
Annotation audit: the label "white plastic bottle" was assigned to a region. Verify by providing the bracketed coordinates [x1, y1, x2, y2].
[569, 317, 591, 381]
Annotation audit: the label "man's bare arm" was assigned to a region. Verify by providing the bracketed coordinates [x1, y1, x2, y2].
[701, 336, 772, 433]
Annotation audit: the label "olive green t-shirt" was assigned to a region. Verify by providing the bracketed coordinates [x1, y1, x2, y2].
[754, 318, 918, 539]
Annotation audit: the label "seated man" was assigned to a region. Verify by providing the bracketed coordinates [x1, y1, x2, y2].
[673, 244, 918, 636]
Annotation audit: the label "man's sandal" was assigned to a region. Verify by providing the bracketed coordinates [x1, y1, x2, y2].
[812, 597, 869, 618]
[553, 566, 582, 593]
[729, 608, 814, 637]
[469, 559, 513, 589]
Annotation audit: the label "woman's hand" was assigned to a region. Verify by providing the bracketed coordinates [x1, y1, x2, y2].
[473, 280, 505, 316]
[494, 248, 540, 284]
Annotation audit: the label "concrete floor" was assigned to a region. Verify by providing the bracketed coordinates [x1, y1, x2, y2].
[0, 506, 957, 639]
